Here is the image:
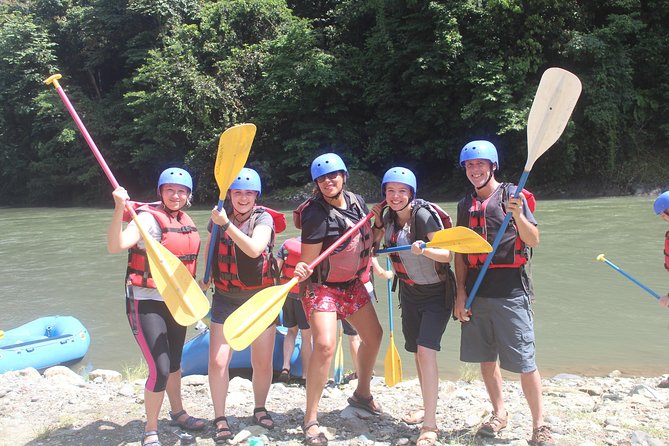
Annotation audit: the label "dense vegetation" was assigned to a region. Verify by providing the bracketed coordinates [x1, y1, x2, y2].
[1, 0, 668, 206]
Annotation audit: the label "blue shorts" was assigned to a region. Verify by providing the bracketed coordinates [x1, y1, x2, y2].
[460, 294, 536, 373]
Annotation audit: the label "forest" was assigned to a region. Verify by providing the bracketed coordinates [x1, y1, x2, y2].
[1, 0, 668, 205]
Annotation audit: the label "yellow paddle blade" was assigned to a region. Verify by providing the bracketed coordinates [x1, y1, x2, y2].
[426, 227, 493, 254]
[147, 239, 210, 326]
[223, 278, 298, 351]
[215, 123, 256, 199]
[384, 332, 402, 387]
[130, 212, 209, 326]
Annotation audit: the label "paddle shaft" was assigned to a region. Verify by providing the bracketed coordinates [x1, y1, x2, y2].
[386, 257, 394, 332]
[203, 198, 225, 283]
[600, 257, 661, 300]
[464, 170, 530, 310]
[46, 75, 200, 318]
[376, 241, 429, 254]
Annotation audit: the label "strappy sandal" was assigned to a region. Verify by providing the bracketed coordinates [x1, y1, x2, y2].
[252, 406, 275, 430]
[169, 409, 206, 431]
[346, 391, 383, 415]
[142, 430, 162, 446]
[416, 426, 439, 446]
[212, 416, 233, 444]
[277, 368, 291, 383]
[402, 408, 425, 425]
[303, 420, 328, 445]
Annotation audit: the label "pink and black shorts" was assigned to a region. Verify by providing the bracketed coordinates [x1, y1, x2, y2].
[302, 279, 371, 320]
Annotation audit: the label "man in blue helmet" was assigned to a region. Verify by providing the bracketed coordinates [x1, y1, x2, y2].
[453, 141, 554, 446]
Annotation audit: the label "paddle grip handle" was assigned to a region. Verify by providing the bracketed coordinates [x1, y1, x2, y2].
[204, 199, 225, 283]
[601, 258, 661, 300]
[464, 171, 530, 310]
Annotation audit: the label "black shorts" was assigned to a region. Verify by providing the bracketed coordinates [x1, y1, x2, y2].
[342, 318, 357, 336]
[399, 282, 451, 352]
[282, 293, 310, 329]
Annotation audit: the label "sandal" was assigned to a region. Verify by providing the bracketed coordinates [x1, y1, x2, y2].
[252, 406, 274, 430]
[303, 420, 328, 445]
[277, 368, 291, 383]
[402, 408, 425, 425]
[142, 430, 162, 446]
[347, 391, 383, 415]
[212, 416, 233, 444]
[169, 409, 206, 431]
[416, 426, 439, 446]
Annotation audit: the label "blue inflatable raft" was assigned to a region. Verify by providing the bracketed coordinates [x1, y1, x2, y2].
[181, 325, 303, 378]
[0, 316, 90, 373]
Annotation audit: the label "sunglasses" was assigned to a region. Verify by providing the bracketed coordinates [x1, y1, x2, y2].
[316, 172, 341, 183]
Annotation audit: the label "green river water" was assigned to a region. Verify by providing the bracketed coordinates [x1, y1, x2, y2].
[1, 196, 668, 380]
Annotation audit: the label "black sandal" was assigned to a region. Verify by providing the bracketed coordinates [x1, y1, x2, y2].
[212, 416, 233, 444]
[303, 420, 328, 445]
[252, 407, 274, 430]
[142, 431, 162, 446]
[277, 368, 291, 383]
[347, 391, 383, 415]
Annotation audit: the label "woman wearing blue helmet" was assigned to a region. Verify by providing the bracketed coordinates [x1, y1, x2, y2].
[653, 191, 669, 387]
[372, 167, 453, 446]
[200, 167, 278, 441]
[293, 153, 383, 445]
[107, 168, 205, 446]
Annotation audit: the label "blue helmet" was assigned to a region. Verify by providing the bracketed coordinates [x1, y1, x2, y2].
[459, 140, 499, 170]
[311, 153, 348, 181]
[653, 191, 669, 215]
[382, 167, 417, 196]
[157, 168, 193, 194]
[230, 167, 262, 197]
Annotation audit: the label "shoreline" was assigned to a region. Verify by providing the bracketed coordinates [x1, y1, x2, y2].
[1, 366, 668, 446]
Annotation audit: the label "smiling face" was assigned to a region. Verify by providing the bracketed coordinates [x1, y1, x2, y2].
[229, 189, 258, 214]
[316, 171, 344, 198]
[464, 158, 495, 189]
[160, 183, 190, 211]
[384, 182, 412, 212]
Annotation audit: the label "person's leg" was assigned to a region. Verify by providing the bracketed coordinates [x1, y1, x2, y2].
[416, 346, 439, 428]
[299, 328, 313, 379]
[347, 334, 360, 373]
[281, 325, 298, 375]
[346, 302, 383, 401]
[520, 369, 544, 428]
[209, 322, 234, 425]
[303, 311, 337, 436]
[250, 324, 277, 428]
[481, 361, 505, 416]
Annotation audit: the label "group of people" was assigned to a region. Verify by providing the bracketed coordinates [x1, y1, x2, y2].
[107, 140, 565, 446]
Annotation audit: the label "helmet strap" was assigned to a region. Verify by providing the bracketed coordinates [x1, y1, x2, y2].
[475, 163, 496, 191]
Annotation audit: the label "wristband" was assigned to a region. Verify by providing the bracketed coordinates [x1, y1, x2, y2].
[221, 221, 231, 232]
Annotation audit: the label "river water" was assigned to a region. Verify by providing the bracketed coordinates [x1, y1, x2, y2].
[1, 196, 668, 380]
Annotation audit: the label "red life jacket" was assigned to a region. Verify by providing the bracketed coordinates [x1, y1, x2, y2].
[664, 231, 669, 271]
[213, 206, 282, 292]
[279, 237, 301, 293]
[386, 200, 452, 286]
[293, 192, 372, 284]
[126, 203, 200, 288]
[465, 184, 533, 269]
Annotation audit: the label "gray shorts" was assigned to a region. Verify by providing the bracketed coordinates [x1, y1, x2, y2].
[460, 294, 536, 373]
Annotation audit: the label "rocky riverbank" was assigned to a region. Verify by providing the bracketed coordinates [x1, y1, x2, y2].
[0, 366, 667, 446]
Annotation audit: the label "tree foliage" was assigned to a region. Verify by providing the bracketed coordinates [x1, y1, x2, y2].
[1, 0, 668, 205]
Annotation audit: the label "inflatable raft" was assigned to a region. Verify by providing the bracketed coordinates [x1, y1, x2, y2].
[181, 325, 303, 377]
[0, 316, 90, 373]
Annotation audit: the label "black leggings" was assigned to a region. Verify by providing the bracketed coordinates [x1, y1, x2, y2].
[126, 298, 186, 392]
